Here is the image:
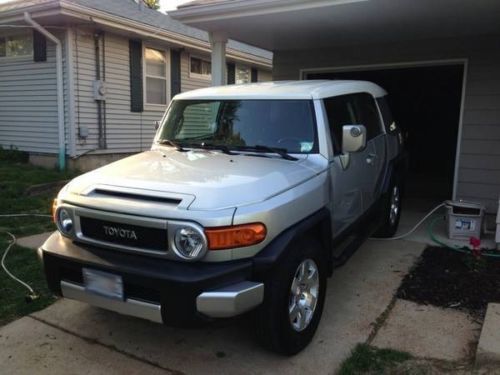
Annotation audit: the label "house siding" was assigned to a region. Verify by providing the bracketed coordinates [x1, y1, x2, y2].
[273, 34, 500, 212]
[74, 30, 272, 156]
[73, 29, 162, 155]
[0, 30, 69, 155]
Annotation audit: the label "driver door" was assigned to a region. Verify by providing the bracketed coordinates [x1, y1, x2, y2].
[324, 94, 375, 238]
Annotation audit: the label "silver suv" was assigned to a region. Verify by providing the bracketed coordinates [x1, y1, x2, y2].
[41, 80, 405, 354]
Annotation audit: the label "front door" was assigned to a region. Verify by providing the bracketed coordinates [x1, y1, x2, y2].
[350, 93, 387, 207]
[325, 93, 386, 238]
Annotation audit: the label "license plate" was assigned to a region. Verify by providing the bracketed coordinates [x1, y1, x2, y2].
[83, 268, 123, 301]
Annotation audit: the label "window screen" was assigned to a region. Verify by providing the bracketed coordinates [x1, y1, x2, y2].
[190, 56, 211, 79]
[0, 33, 33, 58]
[145, 47, 167, 105]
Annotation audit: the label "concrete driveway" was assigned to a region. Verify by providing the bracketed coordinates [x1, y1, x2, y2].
[0, 239, 424, 375]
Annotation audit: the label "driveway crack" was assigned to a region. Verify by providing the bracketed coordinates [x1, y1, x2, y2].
[28, 315, 186, 375]
[366, 295, 397, 344]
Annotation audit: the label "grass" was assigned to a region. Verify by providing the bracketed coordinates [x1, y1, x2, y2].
[338, 344, 412, 375]
[0, 160, 77, 235]
[0, 236, 56, 326]
[0, 159, 80, 326]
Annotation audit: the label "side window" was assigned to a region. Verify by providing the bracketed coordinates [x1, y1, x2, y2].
[324, 95, 357, 154]
[352, 93, 383, 140]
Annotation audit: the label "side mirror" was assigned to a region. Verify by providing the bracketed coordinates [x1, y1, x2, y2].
[154, 120, 160, 130]
[342, 125, 367, 153]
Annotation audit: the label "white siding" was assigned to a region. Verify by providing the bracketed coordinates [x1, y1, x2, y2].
[74, 29, 163, 154]
[273, 34, 500, 212]
[258, 69, 272, 82]
[0, 30, 68, 154]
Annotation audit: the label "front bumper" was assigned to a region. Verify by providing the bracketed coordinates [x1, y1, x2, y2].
[40, 233, 263, 325]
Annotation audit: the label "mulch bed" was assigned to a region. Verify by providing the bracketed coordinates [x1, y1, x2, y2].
[396, 246, 500, 317]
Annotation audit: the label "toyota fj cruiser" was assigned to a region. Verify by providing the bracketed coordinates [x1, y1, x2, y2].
[41, 80, 405, 354]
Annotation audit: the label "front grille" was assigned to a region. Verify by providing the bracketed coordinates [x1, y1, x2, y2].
[80, 216, 167, 252]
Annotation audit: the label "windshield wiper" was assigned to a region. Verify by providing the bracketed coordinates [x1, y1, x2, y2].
[156, 139, 186, 152]
[186, 142, 237, 155]
[236, 145, 298, 161]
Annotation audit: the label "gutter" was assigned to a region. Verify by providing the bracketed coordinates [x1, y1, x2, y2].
[170, 0, 368, 22]
[24, 12, 66, 170]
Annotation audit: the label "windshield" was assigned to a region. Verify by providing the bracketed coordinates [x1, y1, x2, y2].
[157, 100, 317, 154]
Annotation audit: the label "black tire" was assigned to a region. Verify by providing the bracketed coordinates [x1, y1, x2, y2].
[373, 176, 402, 238]
[255, 237, 327, 355]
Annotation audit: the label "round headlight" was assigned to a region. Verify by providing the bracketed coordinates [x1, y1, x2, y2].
[173, 226, 206, 260]
[57, 208, 73, 234]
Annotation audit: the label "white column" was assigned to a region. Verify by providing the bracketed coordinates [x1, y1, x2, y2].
[209, 31, 227, 86]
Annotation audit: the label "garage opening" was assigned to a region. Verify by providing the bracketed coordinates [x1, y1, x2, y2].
[306, 64, 464, 208]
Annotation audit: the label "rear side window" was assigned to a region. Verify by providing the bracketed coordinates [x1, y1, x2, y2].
[376, 96, 397, 133]
[351, 93, 383, 140]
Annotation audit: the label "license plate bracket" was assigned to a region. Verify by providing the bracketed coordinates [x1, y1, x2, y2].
[83, 268, 124, 301]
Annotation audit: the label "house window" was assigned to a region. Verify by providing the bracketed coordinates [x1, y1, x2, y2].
[190, 56, 211, 79]
[236, 65, 250, 84]
[0, 33, 33, 58]
[145, 47, 167, 105]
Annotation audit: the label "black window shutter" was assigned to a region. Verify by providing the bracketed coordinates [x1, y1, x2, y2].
[227, 63, 235, 84]
[170, 49, 181, 98]
[129, 39, 143, 112]
[251, 68, 258, 82]
[33, 30, 46, 62]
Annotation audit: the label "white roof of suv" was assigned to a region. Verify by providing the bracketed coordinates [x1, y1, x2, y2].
[174, 80, 387, 101]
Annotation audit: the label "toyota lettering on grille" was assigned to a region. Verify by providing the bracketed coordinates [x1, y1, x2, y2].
[103, 225, 138, 240]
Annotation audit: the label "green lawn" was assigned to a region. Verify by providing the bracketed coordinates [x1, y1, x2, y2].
[338, 344, 412, 375]
[0, 159, 80, 326]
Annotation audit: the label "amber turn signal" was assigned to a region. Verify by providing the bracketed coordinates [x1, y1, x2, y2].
[205, 223, 267, 250]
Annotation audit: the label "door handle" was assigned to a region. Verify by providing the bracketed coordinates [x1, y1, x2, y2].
[366, 153, 377, 165]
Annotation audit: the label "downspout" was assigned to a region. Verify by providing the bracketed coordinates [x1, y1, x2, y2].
[24, 12, 66, 170]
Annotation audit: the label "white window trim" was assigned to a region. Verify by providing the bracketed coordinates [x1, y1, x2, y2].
[143, 44, 171, 108]
[0, 31, 34, 60]
[189, 54, 212, 81]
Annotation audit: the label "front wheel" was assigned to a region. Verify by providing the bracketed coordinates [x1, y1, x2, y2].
[255, 238, 327, 355]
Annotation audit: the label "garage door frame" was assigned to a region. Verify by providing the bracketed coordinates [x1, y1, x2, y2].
[300, 58, 468, 200]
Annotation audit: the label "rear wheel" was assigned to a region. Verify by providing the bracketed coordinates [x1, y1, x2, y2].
[255, 238, 327, 355]
[373, 177, 402, 238]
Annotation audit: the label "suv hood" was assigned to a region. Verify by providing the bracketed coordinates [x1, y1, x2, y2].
[66, 149, 324, 210]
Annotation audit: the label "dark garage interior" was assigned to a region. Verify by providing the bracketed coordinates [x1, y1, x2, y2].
[307, 64, 464, 207]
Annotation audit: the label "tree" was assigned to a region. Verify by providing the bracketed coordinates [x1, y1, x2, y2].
[143, 0, 160, 10]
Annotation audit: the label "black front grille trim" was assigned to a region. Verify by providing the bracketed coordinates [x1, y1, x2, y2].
[80, 216, 167, 252]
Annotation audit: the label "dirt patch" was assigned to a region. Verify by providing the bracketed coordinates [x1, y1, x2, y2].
[396, 246, 500, 318]
[24, 180, 69, 197]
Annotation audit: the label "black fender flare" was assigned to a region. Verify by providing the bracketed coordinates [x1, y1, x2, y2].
[252, 207, 333, 278]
